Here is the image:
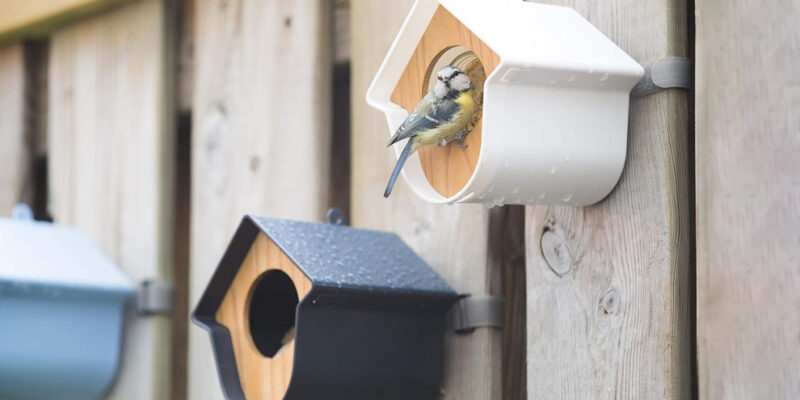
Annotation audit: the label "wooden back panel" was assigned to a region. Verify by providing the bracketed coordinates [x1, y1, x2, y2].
[390, 6, 500, 197]
[215, 233, 312, 400]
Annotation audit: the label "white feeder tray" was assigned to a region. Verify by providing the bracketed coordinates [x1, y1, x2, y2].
[367, 0, 644, 206]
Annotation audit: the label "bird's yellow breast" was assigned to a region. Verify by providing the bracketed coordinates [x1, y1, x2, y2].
[455, 88, 475, 111]
[413, 89, 476, 148]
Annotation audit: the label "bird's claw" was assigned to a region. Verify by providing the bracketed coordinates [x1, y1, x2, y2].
[446, 130, 471, 149]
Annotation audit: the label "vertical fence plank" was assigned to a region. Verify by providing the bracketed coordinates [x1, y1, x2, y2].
[524, 0, 691, 398]
[696, 1, 800, 398]
[47, 1, 174, 398]
[187, 0, 331, 398]
[351, 2, 501, 399]
[0, 44, 26, 214]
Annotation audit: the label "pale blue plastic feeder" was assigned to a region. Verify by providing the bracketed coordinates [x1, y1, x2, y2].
[0, 209, 134, 400]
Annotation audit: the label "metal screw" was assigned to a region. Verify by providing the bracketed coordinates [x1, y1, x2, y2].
[327, 208, 346, 225]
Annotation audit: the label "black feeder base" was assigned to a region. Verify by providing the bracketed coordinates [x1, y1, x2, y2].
[193, 215, 458, 400]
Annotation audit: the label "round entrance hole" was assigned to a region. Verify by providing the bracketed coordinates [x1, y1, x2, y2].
[418, 46, 487, 198]
[247, 270, 299, 358]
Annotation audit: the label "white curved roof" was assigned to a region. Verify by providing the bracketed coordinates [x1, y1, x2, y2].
[440, 0, 643, 77]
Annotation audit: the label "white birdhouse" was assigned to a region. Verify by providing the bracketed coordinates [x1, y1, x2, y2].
[367, 0, 644, 206]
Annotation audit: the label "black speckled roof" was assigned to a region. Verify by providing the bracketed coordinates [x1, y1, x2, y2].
[249, 215, 454, 295]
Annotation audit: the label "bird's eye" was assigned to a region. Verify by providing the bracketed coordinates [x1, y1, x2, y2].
[437, 77, 444, 81]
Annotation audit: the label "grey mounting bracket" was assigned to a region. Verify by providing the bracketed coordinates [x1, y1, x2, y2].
[631, 56, 692, 98]
[448, 294, 505, 334]
[137, 280, 173, 316]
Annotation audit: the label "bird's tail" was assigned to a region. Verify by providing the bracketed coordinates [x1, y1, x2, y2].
[384, 140, 414, 198]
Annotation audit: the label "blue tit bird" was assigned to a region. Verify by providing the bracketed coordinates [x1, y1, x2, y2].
[384, 65, 476, 198]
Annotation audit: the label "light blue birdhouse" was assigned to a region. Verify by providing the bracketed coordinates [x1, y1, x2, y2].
[0, 209, 135, 400]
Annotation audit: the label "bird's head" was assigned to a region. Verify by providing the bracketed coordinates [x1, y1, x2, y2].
[434, 66, 472, 99]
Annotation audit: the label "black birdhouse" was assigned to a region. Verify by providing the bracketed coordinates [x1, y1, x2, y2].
[192, 214, 459, 400]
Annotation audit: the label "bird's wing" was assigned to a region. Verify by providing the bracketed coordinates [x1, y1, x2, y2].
[428, 99, 459, 125]
[387, 113, 438, 146]
[387, 93, 439, 146]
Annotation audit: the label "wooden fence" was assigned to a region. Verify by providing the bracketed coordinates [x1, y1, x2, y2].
[0, 0, 797, 399]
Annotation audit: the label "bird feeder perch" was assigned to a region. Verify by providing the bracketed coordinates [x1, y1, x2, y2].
[0, 216, 134, 400]
[193, 215, 458, 400]
[367, 0, 644, 206]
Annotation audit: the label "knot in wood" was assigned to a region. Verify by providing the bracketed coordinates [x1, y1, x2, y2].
[540, 230, 571, 276]
[600, 289, 620, 316]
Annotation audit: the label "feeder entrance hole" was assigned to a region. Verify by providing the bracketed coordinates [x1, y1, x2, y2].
[247, 269, 299, 358]
[416, 46, 487, 198]
[389, 4, 501, 200]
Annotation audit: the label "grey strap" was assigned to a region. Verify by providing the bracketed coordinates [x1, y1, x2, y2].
[631, 56, 692, 98]
[448, 295, 504, 334]
[137, 280, 173, 316]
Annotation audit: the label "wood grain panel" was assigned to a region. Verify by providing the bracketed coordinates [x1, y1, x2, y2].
[352, 2, 501, 399]
[696, 0, 800, 398]
[216, 233, 312, 400]
[0, 44, 27, 214]
[390, 6, 500, 198]
[47, 1, 173, 398]
[188, 1, 331, 399]
[524, 0, 692, 398]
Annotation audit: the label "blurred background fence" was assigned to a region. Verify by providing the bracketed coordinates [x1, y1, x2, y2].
[0, 0, 797, 399]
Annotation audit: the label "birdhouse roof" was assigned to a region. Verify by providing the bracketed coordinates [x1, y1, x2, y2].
[368, 0, 643, 116]
[193, 215, 459, 400]
[0, 218, 134, 292]
[437, 0, 642, 75]
[208, 215, 455, 297]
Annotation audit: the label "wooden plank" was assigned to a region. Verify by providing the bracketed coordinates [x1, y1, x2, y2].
[188, 1, 331, 399]
[695, 1, 800, 398]
[524, 0, 692, 398]
[492, 206, 527, 400]
[177, 0, 194, 112]
[0, 44, 27, 214]
[329, 0, 351, 216]
[0, 0, 128, 45]
[47, 1, 173, 398]
[332, 0, 350, 65]
[351, 2, 501, 399]
[21, 41, 50, 220]
[171, 114, 191, 400]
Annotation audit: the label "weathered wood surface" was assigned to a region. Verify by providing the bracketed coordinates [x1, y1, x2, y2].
[695, 1, 800, 398]
[0, 44, 27, 214]
[188, 1, 331, 399]
[332, 0, 350, 65]
[492, 206, 527, 400]
[47, 1, 173, 398]
[177, 0, 194, 113]
[0, 0, 127, 45]
[524, 0, 692, 398]
[351, 1, 501, 399]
